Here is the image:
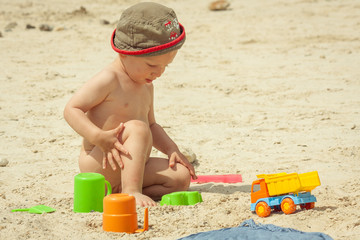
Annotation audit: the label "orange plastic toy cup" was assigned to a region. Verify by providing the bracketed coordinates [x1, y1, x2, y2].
[102, 193, 148, 233]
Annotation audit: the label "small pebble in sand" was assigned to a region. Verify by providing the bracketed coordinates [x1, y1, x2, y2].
[0, 31, 2, 37]
[71, 6, 88, 15]
[26, 24, 36, 29]
[39, 24, 53, 32]
[0, 158, 9, 167]
[100, 19, 110, 25]
[55, 27, 65, 31]
[5, 22, 17, 32]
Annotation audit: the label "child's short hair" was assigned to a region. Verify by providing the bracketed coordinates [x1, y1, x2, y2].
[111, 2, 186, 57]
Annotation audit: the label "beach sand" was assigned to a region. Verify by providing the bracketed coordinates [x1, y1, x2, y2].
[1, 0, 359, 239]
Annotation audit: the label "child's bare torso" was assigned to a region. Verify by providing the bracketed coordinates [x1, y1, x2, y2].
[83, 66, 153, 151]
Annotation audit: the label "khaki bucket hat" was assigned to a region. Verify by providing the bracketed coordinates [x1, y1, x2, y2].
[111, 2, 186, 57]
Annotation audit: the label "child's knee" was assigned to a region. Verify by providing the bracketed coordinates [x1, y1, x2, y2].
[124, 120, 150, 132]
[174, 164, 191, 191]
[123, 120, 152, 141]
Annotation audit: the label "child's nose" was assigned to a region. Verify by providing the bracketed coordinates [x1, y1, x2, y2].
[152, 66, 165, 77]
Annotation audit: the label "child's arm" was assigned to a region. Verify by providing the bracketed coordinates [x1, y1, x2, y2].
[148, 93, 197, 179]
[64, 70, 128, 170]
[150, 123, 197, 179]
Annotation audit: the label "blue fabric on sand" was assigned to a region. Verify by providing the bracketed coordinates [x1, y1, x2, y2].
[178, 219, 333, 240]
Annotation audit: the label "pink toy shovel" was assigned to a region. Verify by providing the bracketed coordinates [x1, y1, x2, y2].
[191, 174, 242, 184]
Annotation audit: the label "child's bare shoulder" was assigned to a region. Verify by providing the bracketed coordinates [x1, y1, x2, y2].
[89, 64, 123, 89]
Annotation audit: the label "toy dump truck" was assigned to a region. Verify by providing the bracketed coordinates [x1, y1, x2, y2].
[250, 171, 320, 217]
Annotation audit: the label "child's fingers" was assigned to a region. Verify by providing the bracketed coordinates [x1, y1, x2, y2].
[114, 141, 129, 155]
[111, 149, 124, 169]
[188, 166, 197, 179]
[169, 153, 197, 179]
[168, 155, 176, 168]
[107, 152, 117, 171]
[102, 154, 107, 169]
[115, 122, 125, 136]
[180, 160, 197, 179]
[177, 155, 197, 179]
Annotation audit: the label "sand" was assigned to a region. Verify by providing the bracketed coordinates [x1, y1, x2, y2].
[1, 0, 359, 239]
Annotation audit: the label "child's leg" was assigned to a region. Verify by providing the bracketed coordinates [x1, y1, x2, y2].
[118, 120, 191, 203]
[117, 120, 156, 206]
[79, 144, 123, 192]
[79, 119, 191, 206]
[79, 120, 155, 206]
[142, 157, 191, 200]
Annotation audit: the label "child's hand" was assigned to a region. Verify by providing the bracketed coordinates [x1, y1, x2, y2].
[95, 123, 129, 170]
[169, 151, 197, 180]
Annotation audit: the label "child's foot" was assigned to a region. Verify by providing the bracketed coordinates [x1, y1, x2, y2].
[130, 192, 157, 207]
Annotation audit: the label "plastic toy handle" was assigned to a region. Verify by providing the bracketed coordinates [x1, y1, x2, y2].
[135, 208, 149, 233]
[11, 208, 30, 212]
[105, 180, 112, 195]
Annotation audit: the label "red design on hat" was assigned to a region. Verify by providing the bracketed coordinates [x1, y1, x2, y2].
[169, 32, 178, 40]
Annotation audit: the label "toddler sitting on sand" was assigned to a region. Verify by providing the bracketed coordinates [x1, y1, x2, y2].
[64, 2, 197, 207]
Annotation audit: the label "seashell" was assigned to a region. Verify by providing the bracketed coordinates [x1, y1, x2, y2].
[209, 0, 230, 11]
[182, 147, 197, 163]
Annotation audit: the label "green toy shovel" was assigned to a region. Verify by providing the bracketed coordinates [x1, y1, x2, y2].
[11, 205, 56, 214]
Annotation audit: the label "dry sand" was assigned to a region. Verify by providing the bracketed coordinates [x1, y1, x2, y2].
[1, 0, 359, 239]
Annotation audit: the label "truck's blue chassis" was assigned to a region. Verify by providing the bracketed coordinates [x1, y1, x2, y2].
[251, 192, 317, 212]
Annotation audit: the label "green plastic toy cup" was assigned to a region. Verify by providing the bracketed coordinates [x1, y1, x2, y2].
[73, 172, 112, 213]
